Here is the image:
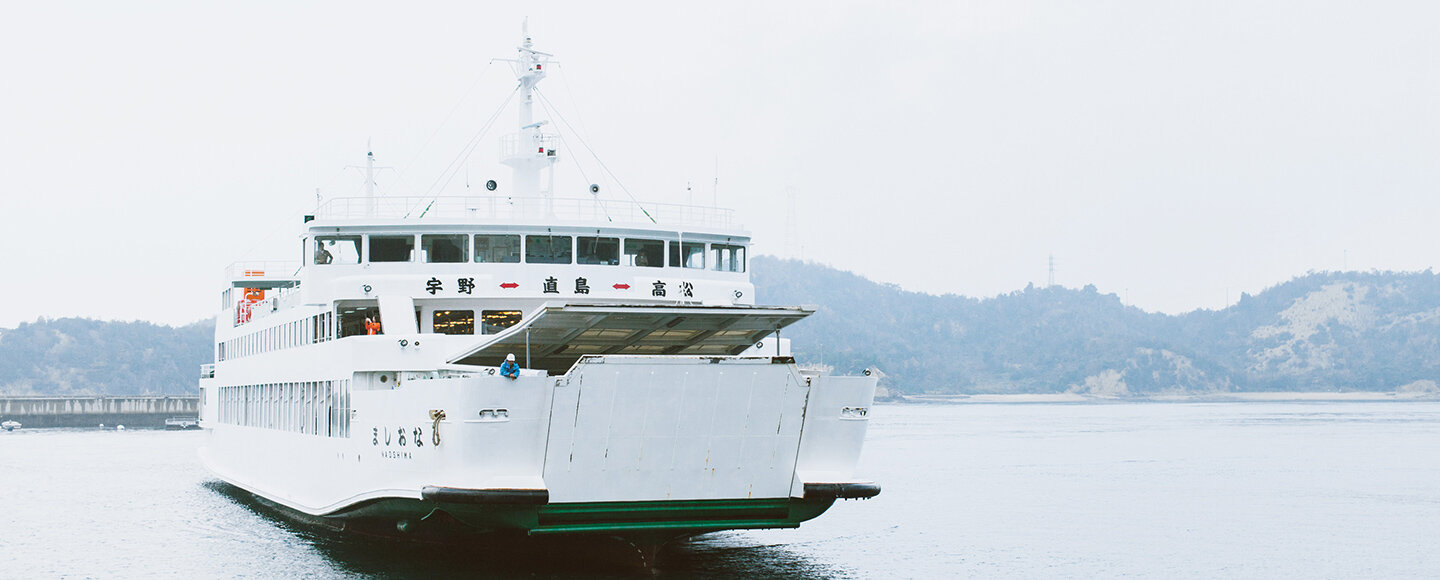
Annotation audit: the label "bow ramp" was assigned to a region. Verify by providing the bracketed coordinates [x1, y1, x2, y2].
[542, 355, 813, 507]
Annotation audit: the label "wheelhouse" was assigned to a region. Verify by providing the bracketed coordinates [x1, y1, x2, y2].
[215, 196, 756, 367]
[302, 228, 746, 271]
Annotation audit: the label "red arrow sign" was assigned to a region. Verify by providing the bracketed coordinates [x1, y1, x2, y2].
[499, 282, 519, 289]
[613, 283, 631, 290]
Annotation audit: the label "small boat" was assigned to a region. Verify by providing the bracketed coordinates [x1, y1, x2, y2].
[1, 420, 19, 432]
[165, 417, 202, 430]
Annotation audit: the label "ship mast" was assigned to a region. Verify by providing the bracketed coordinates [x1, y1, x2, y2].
[500, 20, 559, 211]
[344, 139, 384, 217]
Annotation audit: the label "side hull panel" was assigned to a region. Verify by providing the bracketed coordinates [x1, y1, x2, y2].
[543, 357, 810, 503]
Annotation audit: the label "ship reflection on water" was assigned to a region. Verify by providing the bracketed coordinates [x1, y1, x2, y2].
[205, 481, 851, 579]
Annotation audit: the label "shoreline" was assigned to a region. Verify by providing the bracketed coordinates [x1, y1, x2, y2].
[893, 391, 1440, 404]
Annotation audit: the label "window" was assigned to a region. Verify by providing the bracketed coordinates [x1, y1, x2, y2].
[481, 310, 523, 334]
[422, 235, 468, 263]
[669, 241, 705, 269]
[525, 235, 572, 264]
[624, 238, 664, 268]
[712, 244, 745, 272]
[475, 235, 521, 263]
[315, 236, 361, 265]
[339, 305, 380, 338]
[433, 310, 474, 335]
[578, 236, 620, 265]
[369, 235, 414, 262]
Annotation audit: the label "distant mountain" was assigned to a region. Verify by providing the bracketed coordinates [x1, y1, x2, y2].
[753, 256, 1440, 396]
[0, 318, 211, 396]
[4, 260, 1439, 397]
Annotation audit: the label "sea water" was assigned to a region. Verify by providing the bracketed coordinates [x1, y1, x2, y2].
[1, 401, 1438, 578]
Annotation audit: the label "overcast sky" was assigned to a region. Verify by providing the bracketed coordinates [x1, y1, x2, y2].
[3, 1, 1438, 329]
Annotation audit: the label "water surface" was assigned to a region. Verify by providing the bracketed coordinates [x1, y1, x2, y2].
[2, 401, 1437, 578]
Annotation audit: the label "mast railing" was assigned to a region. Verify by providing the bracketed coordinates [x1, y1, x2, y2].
[499, 133, 562, 159]
[313, 196, 737, 229]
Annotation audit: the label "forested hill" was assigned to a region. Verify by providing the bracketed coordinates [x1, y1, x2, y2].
[4, 259, 1440, 396]
[0, 318, 211, 396]
[753, 256, 1440, 396]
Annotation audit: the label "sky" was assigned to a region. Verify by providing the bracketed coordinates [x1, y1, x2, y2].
[2, 1, 1439, 329]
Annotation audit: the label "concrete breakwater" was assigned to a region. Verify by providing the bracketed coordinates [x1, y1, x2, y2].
[0, 396, 199, 428]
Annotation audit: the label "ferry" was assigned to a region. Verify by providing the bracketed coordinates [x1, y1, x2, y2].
[197, 26, 879, 559]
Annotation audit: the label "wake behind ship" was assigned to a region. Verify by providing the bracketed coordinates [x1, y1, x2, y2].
[197, 25, 879, 557]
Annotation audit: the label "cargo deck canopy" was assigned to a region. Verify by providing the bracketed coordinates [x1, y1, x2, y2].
[446, 303, 813, 372]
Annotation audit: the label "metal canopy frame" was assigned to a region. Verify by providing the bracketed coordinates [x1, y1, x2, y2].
[446, 303, 813, 372]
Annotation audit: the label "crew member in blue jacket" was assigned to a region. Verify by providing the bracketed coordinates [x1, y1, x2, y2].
[500, 353, 520, 379]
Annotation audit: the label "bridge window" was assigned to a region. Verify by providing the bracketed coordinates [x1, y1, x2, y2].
[623, 239, 663, 268]
[422, 235, 469, 263]
[314, 236, 361, 265]
[475, 235, 521, 263]
[526, 235, 572, 264]
[481, 310, 522, 334]
[369, 235, 414, 262]
[578, 236, 620, 265]
[339, 304, 380, 337]
[712, 244, 746, 272]
[669, 241, 705, 269]
[433, 310, 474, 335]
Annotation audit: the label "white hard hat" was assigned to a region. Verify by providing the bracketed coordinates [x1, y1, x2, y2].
[506, 353, 516, 362]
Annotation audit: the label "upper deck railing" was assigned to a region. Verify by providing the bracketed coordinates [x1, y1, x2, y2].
[224, 261, 301, 282]
[313, 196, 738, 230]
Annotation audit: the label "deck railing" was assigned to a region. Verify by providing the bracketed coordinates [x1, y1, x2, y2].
[313, 196, 737, 230]
[224, 261, 302, 280]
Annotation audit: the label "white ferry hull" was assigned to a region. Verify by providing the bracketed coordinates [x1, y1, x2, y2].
[199, 354, 877, 539]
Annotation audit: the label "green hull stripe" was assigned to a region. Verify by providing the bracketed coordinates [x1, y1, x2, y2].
[539, 499, 791, 526]
[531, 520, 801, 534]
[323, 495, 839, 536]
[522, 497, 832, 534]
